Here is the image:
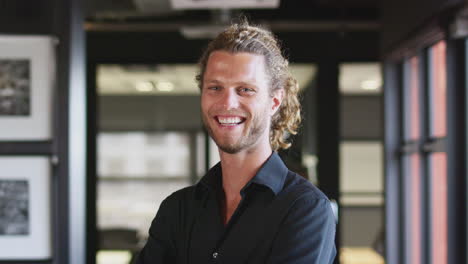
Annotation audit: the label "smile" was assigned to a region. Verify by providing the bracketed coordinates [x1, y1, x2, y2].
[216, 116, 246, 126]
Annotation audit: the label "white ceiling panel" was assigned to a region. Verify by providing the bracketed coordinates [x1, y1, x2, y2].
[339, 63, 382, 94]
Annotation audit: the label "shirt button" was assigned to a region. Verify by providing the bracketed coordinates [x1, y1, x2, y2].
[212, 252, 218, 259]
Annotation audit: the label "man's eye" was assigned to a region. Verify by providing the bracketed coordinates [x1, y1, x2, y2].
[240, 87, 254, 93]
[208, 86, 220, 91]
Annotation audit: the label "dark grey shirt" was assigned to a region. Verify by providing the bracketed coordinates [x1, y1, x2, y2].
[136, 152, 336, 264]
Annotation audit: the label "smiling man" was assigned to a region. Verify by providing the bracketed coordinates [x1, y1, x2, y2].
[136, 21, 336, 264]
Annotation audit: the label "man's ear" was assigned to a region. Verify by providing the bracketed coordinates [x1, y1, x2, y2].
[271, 89, 284, 116]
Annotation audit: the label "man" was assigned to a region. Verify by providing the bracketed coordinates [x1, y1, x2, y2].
[137, 21, 336, 264]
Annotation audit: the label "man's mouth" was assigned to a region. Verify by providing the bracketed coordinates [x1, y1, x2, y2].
[215, 116, 246, 126]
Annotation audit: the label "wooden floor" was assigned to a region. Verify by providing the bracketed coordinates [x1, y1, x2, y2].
[340, 247, 385, 264]
[97, 247, 386, 264]
[97, 250, 132, 264]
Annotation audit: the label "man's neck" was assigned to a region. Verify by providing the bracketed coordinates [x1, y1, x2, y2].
[219, 141, 273, 202]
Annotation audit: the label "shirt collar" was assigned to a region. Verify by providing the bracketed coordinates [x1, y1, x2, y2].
[198, 152, 288, 196]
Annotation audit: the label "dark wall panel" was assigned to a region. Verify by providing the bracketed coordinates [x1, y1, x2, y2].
[280, 31, 379, 62]
[87, 32, 209, 64]
[0, 0, 54, 34]
[87, 31, 379, 64]
[381, 0, 463, 54]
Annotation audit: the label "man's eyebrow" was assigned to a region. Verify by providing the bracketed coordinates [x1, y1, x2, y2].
[205, 79, 222, 84]
[205, 79, 259, 87]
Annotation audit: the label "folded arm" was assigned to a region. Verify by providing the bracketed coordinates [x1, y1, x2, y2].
[267, 197, 337, 264]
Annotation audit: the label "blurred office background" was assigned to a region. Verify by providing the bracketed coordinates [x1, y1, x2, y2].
[95, 62, 384, 264]
[0, 1, 466, 264]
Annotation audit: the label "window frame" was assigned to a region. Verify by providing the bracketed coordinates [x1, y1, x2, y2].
[384, 37, 467, 264]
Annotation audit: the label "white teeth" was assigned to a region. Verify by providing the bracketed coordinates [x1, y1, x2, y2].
[218, 117, 242, 124]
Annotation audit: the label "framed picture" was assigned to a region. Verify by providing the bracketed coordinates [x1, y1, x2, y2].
[0, 36, 55, 140]
[0, 157, 51, 259]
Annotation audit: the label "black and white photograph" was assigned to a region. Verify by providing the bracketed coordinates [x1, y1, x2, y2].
[0, 60, 31, 116]
[0, 180, 29, 235]
[0, 157, 51, 259]
[0, 36, 54, 140]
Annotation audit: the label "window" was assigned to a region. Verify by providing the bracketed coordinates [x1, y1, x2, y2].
[402, 56, 422, 264]
[429, 153, 447, 264]
[428, 41, 448, 264]
[388, 40, 450, 264]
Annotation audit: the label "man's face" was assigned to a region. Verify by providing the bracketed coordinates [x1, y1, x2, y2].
[201, 51, 281, 154]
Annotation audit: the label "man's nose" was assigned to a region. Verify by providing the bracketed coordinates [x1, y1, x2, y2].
[219, 89, 239, 109]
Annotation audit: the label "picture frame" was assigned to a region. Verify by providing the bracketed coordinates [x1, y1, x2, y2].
[0, 157, 51, 260]
[0, 36, 55, 140]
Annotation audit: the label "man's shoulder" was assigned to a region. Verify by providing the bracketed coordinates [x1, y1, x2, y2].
[163, 185, 199, 204]
[281, 170, 331, 203]
[154, 184, 203, 221]
[279, 171, 337, 225]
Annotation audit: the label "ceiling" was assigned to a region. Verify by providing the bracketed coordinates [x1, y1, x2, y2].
[91, 1, 381, 96]
[85, 0, 380, 26]
[97, 62, 381, 96]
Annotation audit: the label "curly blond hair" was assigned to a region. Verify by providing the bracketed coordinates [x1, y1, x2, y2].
[196, 20, 301, 151]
